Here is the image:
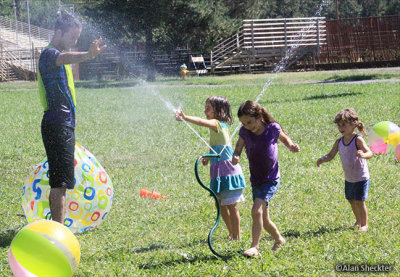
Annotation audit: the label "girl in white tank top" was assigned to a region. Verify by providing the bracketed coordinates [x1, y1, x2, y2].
[317, 108, 373, 232]
[338, 134, 370, 183]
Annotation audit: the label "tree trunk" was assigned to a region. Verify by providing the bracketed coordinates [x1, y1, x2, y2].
[145, 30, 156, 82]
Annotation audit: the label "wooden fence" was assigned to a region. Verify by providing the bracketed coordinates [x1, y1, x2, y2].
[210, 15, 400, 73]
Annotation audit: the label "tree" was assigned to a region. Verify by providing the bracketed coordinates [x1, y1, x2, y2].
[17, 0, 59, 30]
[0, 0, 15, 18]
[85, 0, 239, 81]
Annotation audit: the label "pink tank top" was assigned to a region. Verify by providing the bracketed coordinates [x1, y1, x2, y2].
[338, 134, 369, 182]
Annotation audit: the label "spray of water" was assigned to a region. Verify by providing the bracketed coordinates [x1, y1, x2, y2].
[218, 0, 331, 156]
[138, 1, 331, 158]
[141, 81, 218, 155]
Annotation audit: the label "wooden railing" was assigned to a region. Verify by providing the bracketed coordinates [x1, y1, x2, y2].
[210, 28, 243, 67]
[0, 45, 39, 81]
[0, 15, 53, 47]
[0, 15, 52, 81]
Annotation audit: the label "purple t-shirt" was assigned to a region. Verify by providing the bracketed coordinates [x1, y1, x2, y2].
[239, 122, 281, 185]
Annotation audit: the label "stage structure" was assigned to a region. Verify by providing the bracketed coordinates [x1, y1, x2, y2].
[210, 17, 327, 73]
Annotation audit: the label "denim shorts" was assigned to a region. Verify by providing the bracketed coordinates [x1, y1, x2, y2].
[345, 179, 370, 201]
[252, 178, 280, 204]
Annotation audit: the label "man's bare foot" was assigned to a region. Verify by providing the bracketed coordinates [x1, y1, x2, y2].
[243, 247, 259, 258]
[271, 238, 285, 251]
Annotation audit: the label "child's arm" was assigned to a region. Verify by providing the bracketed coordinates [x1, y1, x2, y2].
[317, 139, 339, 167]
[175, 110, 218, 132]
[356, 136, 373, 159]
[232, 137, 245, 165]
[279, 132, 300, 152]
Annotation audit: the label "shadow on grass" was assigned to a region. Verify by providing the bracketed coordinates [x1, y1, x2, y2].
[282, 225, 350, 239]
[324, 74, 396, 82]
[127, 239, 240, 269]
[259, 91, 362, 106]
[131, 243, 172, 254]
[0, 228, 21, 248]
[302, 91, 362, 101]
[138, 253, 220, 269]
[75, 80, 141, 89]
[129, 238, 208, 254]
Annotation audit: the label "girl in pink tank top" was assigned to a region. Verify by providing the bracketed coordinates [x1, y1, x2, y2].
[316, 108, 373, 232]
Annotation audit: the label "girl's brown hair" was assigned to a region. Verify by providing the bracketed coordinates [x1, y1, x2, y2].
[237, 100, 276, 125]
[206, 96, 233, 125]
[334, 108, 366, 134]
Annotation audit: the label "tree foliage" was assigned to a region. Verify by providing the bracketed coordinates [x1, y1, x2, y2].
[3, 0, 400, 52]
[1, 0, 399, 80]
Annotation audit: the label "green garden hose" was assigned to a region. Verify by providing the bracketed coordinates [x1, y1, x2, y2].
[194, 153, 228, 259]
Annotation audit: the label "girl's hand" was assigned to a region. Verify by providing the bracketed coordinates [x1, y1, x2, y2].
[232, 154, 240, 165]
[289, 144, 300, 153]
[175, 110, 185, 121]
[357, 150, 368, 159]
[201, 157, 209, 166]
[356, 137, 374, 159]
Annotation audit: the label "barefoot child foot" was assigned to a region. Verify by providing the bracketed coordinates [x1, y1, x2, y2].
[358, 225, 368, 232]
[243, 247, 259, 258]
[271, 238, 285, 251]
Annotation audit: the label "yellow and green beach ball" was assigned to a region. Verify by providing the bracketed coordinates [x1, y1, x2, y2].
[8, 219, 80, 277]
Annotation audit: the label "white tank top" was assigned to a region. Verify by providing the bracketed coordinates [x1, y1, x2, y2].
[338, 134, 369, 182]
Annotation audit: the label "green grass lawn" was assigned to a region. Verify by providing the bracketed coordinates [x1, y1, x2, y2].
[1, 69, 399, 276]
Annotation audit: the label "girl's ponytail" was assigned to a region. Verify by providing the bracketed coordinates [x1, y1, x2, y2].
[260, 106, 276, 125]
[238, 100, 275, 125]
[357, 121, 366, 135]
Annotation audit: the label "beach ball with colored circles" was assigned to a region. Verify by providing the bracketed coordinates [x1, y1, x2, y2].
[8, 219, 80, 277]
[368, 121, 400, 155]
[22, 142, 113, 233]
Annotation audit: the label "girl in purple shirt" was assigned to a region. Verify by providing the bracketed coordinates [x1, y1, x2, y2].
[232, 100, 300, 258]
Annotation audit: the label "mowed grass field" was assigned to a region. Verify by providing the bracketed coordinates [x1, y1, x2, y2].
[1, 68, 399, 276]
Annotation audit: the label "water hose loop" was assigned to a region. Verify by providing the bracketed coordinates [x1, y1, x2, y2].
[194, 153, 231, 259]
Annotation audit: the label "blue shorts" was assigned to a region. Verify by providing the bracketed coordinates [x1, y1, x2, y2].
[252, 178, 280, 205]
[345, 179, 369, 201]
